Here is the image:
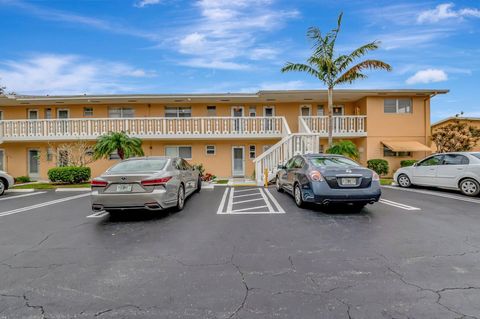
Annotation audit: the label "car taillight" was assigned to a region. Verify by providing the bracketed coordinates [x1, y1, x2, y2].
[309, 170, 324, 182]
[141, 176, 172, 186]
[91, 179, 108, 187]
[372, 172, 380, 181]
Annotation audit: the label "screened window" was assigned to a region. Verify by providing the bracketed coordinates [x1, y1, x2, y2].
[442, 154, 469, 165]
[165, 146, 192, 159]
[109, 107, 135, 118]
[165, 106, 191, 118]
[383, 147, 411, 157]
[84, 107, 94, 117]
[0, 149, 4, 171]
[384, 99, 412, 114]
[206, 145, 216, 155]
[249, 145, 256, 159]
[207, 106, 216, 117]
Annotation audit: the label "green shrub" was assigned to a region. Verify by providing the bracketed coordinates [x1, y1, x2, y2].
[367, 159, 389, 176]
[48, 166, 91, 184]
[15, 176, 31, 183]
[400, 160, 417, 167]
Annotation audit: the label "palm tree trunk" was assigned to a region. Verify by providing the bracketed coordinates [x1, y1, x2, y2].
[117, 148, 125, 160]
[327, 86, 334, 148]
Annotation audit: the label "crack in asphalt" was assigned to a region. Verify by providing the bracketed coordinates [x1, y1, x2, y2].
[0, 232, 54, 264]
[23, 293, 47, 319]
[336, 298, 354, 319]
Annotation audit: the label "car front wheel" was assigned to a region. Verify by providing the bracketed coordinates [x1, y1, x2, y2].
[294, 184, 306, 208]
[397, 174, 412, 188]
[459, 178, 480, 197]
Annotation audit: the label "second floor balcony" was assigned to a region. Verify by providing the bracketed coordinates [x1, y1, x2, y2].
[299, 115, 367, 137]
[0, 116, 291, 142]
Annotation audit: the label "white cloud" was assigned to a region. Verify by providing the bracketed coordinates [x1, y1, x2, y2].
[0, 54, 156, 95]
[418, 3, 480, 23]
[406, 69, 448, 85]
[134, 0, 162, 8]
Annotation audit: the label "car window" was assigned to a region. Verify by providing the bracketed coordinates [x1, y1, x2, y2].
[418, 155, 443, 166]
[109, 159, 168, 172]
[443, 154, 469, 165]
[286, 157, 297, 169]
[182, 159, 192, 170]
[309, 156, 359, 167]
[175, 159, 186, 170]
[294, 157, 305, 169]
[471, 153, 480, 160]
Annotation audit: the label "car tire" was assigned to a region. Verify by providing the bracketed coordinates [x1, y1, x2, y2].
[195, 176, 202, 193]
[0, 179, 6, 196]
[275, 176, 284, 193]
[397, 174, 412, 188]
[294, 183, 306, 208]
[175, 184, 186, 211]
[459, 178, 480, 197]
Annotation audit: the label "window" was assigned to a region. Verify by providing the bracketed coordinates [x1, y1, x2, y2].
[264, 106, 274, 117]
[333, 105, 344, 116]
[46, 148, 54, 161]
[165, 106, 191, 118]
[207, 106, 216, 117]
[310, 156, 360, 168]
[383, 147, 411, 157]
[294, 157, 305, 168]
[84, 107, 94, 117]
[317, 105, 324, 116]
[0, 149, 4, 171]
[442, 154, 469, 165]
[286, 157, 296, 169]
[300, 105, 311, 116]
[58, 150, 69, 167]
[418, 155, 444, 166]
[249, 145, 256, 159]
[472, 153, 480, 160]
[249, 106, 256, 117]
[109, 107, 135, 118]
[182, 159, 193, 170]
[165, 146, 192, 159]
[206, 145, 216, 155]
[384, 98, 412, 114]
[44, 109, 52, 119]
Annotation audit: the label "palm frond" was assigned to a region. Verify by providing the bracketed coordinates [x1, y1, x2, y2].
[334, 41, 380, 72]
[335, 60, 392, 85]
[281, 62, 321, 78]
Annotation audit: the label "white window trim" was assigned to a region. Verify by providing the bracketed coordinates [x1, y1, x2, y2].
[263, 105, 275, 116]
[299, 104, 312, 116]
[164, 145, 193, 160]
[231, 106, 245, 117]
[205, 145, 216, 156]
[83, 107, 94, 117]
[332, 105, 344, 116]
[28, 109, 39, 119]
[57, 108, 70, 119]
[249, 145, 256, 159]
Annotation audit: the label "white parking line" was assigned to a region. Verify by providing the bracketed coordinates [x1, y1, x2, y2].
[217, 187, 285, 214]
[0, 193, 90, 218]
[379, 198, 421, 211]
[86, 211, 109, 218]
[0, 192, 46, 202]
[383, 185, 480, 204]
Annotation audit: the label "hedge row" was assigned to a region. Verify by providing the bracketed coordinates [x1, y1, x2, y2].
[367, 159, 389, 176]
[48, 166, 91, 184]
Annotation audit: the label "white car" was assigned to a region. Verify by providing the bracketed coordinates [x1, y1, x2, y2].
[0, 171, 14, 196]
[393, 152, 480, 197]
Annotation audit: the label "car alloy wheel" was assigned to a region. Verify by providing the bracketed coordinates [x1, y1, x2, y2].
[460, 179, 480, 197]
[294, 184, 305, 208]
[398, 174, 411, 188]
[0, 180, 5, 196]
[177, 185, 185, 211]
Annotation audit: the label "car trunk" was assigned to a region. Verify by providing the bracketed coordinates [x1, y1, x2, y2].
[99, 171, 166, 193]
[321, 167, 372, 189]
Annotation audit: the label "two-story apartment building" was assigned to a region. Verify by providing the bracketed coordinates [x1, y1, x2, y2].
[0, 89, 447, 183]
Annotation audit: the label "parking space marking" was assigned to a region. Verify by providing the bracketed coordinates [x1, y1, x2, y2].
[0, 193, 90, 218]
[383, 185, 480, 204]
[86, 211, 109, 218]
[379, 198, 421, 211]
[217, 187, 285, 214]
[0, 192, 46, 202]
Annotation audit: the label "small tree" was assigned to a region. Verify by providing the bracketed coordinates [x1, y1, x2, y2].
[93, 131, 144, 160]
[432, 120, 480, 152]
[326, 140, 359, 160]
[55, 140, 95, 167]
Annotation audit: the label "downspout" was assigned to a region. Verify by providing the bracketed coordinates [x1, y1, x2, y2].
[424, 93, 437, 156]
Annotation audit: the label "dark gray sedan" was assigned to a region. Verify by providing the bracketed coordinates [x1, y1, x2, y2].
[276, 154, 381, 209]
[91, 157, 201, 213]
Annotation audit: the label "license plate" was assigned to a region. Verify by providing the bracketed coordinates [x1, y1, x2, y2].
[341, 178, 357, 185]
[116, 184, 133, 192]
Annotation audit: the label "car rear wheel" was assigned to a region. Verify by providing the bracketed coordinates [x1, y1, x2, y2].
[275, 177, 284, 193]
[176, 185, 185, 211]
[397, 174, 411, 188]
[459, 178, 480, 197]
[195, 176, 202, 193]
[294, 184, 305, 208]
[0, 179, 5, 196]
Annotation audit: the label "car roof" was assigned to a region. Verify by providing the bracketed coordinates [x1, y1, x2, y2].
[121, 156, 176, 161]
[302, 153, 347, 158]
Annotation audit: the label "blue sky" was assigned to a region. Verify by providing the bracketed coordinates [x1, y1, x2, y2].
[0, 0, 479, 121]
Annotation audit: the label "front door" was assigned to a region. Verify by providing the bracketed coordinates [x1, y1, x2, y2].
[264, 106, 275, 131]
[231, 106, 244, 132]
[57, 109, 70, 134]
[412, 155, 443, 185]
[28, 149, 40, 178]
[232, 147, 245, 177]
[436, 154, 469, 188]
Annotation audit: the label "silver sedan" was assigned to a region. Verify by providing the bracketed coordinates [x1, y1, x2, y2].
[91, 157, 201, 213]
[0, 171, 14, 196]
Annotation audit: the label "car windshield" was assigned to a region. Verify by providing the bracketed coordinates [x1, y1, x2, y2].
[472, 153, 480, 160]
[108, 159, 168, 173]
[310, 156, 359, 167]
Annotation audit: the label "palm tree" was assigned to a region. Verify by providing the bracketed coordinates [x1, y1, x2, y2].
[281, 13, 392, 147]
[326, 140, 359, 160]
[93, 131, 144, 160]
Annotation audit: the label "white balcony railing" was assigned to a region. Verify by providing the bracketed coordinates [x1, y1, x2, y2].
[0, 116, 291, 141]
[301, 116, 367, 136]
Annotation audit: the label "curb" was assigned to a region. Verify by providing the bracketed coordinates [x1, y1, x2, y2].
[55, 188, 91, 192]
[6, 189, 35, 193]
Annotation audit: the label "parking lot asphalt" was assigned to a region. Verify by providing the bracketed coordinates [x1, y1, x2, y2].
[1, 186, 480, 319]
